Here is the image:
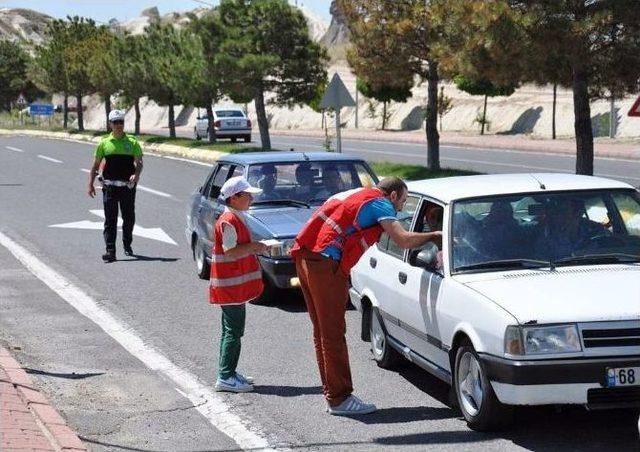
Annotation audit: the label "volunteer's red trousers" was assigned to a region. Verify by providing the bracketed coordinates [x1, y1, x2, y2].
[295, 248, 353, 407]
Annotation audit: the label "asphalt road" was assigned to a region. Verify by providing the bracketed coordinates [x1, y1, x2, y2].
[1, 135, 638, 451]
[166, 126, 640, 187]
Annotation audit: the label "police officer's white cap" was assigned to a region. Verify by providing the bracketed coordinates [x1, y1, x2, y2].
[220, 176, 262, 200]
[108, 109, 126, 122]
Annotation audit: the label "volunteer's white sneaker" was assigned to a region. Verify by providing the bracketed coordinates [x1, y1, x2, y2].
[214, 375, 254, 393]
[235, 372, 254, 384]
[327, 395, 377, 416]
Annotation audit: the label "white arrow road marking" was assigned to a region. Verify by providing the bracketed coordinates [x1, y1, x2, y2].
[38, 154, 63, 163]
[0, 231, 278, 452]
[79, 170, 172, 199]
[5, 146, 24, 152]
[49, 210, 177, 245]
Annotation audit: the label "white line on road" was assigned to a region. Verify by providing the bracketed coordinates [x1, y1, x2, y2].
[5, 146, 24, 152]
[147, 153, 212, 167]
[0, 230, 278, 452]
[37, 154, 62, 163]
[79, 170, 173, 198]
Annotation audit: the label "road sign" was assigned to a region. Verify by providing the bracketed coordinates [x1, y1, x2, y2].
[16, 93, 27, 106]
[320, 73, 356, 110]
[30, 104, 55, 116]
[320, 74, 356, 153]
[628, 96, 640, 117]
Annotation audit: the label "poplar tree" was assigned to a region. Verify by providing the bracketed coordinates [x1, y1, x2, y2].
[356, 79, 413, 130]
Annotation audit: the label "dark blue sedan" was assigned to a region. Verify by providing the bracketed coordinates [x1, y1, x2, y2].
[185, 151, 379, 302]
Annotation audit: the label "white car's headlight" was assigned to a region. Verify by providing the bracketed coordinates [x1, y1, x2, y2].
[504, 324, 581, 356]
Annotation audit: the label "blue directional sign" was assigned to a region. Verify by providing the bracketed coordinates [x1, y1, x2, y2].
[30, 104, 55, 116]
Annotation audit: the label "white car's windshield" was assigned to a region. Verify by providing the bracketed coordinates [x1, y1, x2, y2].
[247, 161, 377, 206]
[451, 189, 640, 273]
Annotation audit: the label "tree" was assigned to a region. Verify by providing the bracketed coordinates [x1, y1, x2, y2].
[30, 19, 73, 128]
[112, 34, 148, 135]
[183, 12, 226, 142]
[218, 0, 328, 150]
[86, 30, 120, 132]
[142, 23, 193, 138]
[63, 16, 102, 131]
[356, 78, 412, 130]
[453, 75, 515, 135]
[432, 0, 640, 175]
[0, 41, 40, 111]
[340, 0, 443, 170]
[437, 86, 453, 132]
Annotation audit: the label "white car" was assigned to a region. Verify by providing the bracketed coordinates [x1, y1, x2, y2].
[195, 107, 251, 142]
[349, 173, 640, 431]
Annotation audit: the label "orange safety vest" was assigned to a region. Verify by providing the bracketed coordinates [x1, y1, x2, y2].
[209, 211, 264, 305]
[291, 187, 388, 274]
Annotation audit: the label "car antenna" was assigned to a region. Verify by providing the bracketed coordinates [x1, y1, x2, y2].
[530, 174, 546, 190]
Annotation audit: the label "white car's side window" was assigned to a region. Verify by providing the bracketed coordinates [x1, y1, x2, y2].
[379, 195, 420, 259]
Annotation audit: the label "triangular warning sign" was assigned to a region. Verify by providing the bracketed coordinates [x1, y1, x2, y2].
[320, 73, 356, 110]
[628, 96, 640, 117]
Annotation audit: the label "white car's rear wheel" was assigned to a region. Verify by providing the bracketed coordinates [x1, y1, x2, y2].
[369, 308, 400, 369]
[454, 345, 513, 431]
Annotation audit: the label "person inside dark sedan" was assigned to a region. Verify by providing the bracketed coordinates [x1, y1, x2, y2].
[294, 162, 315, 202]
[250, 164, 281, 201]
[314, 165, 344, 201]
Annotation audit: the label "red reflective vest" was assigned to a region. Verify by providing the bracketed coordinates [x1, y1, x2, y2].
[291, 187, 388, 274]
[209, 211, 264, 305]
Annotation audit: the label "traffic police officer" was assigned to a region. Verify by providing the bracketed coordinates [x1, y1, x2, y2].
[87, 109, 143, 262]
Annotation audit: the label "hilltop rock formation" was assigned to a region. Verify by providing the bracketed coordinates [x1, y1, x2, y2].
[0, 8, 51, 44]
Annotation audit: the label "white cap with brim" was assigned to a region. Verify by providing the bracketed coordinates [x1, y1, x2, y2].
[108, 109, 126, 122]
[220, 176, 262, 200]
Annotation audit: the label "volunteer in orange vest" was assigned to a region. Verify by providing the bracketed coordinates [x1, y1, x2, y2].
[210, 176, 268, 393]
[291, 177, 441, 415]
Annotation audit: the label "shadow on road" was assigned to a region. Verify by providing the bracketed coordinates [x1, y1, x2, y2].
[24, 368, 105, 380]
[117, 255, 180, 263]
[253, 385, 322, 397]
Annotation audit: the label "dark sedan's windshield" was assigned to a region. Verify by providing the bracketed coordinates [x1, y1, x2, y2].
[247, 161, 377, 205]
[451, 189, 640, 273]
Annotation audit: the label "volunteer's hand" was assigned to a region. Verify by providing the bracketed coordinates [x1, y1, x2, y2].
[88, 184, 96, 198]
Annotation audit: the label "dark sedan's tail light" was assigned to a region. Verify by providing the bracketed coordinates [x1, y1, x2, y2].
[213, 120, 221, 128]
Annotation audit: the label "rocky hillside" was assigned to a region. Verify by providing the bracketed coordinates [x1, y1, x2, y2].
[320, 1, 350, 61]
[0, 8, 51, 45]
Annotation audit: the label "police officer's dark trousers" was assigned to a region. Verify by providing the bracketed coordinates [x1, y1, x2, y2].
[102, 185, 136, 252]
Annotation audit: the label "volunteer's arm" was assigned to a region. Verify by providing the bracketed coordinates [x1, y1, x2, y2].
[381, 219, 442, 249]
[224, 241, 269, 259]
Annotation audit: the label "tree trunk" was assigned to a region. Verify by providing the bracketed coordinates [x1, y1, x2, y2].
[105, 96, 112, 133]
[168, 104, 176, 138]
[552, 83, 557, 140]
[481, 94, 488, 135]
[134, 98, 141, 135]
[255, 86, 271, 151]
[572, 69, 594, 175]
[77, 93, 84, 131]
[426, 60, 440, 170]
[382, 101, 387, 130]
[63, 94, 68, 130]
[206, 103, 215, 143]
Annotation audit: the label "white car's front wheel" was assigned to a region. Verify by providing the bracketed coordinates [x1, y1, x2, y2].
[369, 308, 401, 369]
[454, 344, 513, 431]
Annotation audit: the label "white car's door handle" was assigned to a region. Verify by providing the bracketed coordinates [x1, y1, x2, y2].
[369, 257, 377, 268]
[398, 272, 407, 284]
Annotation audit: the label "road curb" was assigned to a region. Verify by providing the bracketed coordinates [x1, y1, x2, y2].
[0, 129, 223, 164]
[0, 346, 87, 451]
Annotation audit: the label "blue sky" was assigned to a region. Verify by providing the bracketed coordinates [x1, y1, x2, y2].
[0, 1, 331, 24]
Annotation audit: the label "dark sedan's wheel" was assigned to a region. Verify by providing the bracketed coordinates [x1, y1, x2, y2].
[369, 307, 401, 369]
[193, 236, 210, 280]
[454, 344, 513, 431]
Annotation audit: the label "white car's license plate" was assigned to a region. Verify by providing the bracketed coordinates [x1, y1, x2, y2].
[230, 120, 242, 127]
[606, 367, 640, 387]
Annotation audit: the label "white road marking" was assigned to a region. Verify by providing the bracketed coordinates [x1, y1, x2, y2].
[38, 154, 63, 163]
[149, 154, 212, 167]
[5, 146, 24, 152]
[49, 210, 178, 245]
[79, 170, 173, 198]
[0, 230, 277, 452]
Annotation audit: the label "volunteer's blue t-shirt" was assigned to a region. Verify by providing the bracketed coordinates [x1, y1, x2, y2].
[321, 198, 397, 261]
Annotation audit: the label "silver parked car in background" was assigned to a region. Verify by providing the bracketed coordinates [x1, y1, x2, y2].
[195, 107, 252, 142]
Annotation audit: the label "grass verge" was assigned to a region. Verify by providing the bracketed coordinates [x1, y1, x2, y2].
[370, 162, 479, 180]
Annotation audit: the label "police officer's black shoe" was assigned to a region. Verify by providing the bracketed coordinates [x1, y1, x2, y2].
[124, 246, 133, 257]
[102, 251, 116, 262]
